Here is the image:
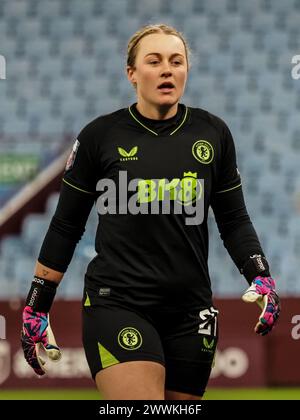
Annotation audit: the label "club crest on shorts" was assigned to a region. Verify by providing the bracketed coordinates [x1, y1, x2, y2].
[65, 139, 80, 171]
[118, 327, 142, 350]
[192, 140, 214, 164]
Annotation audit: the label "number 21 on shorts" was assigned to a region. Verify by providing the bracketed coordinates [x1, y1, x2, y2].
[198, 307, 218, 336]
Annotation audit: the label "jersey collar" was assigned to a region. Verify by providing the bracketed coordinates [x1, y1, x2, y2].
[128, 104, 188, 136]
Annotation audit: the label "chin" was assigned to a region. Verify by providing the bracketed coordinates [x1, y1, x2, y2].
[157, 97, 179, 107]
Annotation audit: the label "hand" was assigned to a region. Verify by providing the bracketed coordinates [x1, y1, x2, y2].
[21, 306, 62, 376]
[242, 276, 280, 336]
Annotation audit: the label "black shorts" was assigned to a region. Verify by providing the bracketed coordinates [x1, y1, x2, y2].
[82, 297, 218, 397]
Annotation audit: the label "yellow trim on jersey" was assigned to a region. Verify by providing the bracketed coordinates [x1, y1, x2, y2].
[63, 178, 95, 195]
[128, 107, 158, 136]
[170, 106, 188, 135]
[216, 183, 242, 194]
[128, 105, 188, 136]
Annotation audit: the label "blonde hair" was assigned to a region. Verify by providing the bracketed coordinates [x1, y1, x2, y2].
[127, 23, 191, 70]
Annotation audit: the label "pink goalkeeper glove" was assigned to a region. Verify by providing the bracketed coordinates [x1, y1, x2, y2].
[21, 306, 61, 376]
[242, 276, 280, 336]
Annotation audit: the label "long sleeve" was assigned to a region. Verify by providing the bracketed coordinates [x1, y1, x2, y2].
[211, 185, 269, 283]
[38, 182, 95, 272]
[211, 123, 270, 284]
[38, 124, 100, 272]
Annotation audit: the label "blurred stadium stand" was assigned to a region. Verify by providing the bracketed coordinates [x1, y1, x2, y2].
[0, 0, 300, 298]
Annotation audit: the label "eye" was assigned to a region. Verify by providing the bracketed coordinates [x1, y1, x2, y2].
[172, 60, 183, 65]
[149, 60, 159, 65]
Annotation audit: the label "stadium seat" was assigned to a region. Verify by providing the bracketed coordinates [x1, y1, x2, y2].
[1, 0, 300, 298]
[46, 193, 59, 215]
[3, 0, 27, 17]
[22, 215, 48, 253]
[101, 0, 130, 20]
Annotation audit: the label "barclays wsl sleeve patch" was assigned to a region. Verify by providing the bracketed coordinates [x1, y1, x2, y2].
[65, 139, 80, 171]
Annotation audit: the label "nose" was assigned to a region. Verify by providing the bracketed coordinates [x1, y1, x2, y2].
[160, 60, 172, 77]
[161, 69, 172, 78]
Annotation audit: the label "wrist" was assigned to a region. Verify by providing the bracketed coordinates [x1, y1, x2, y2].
[23, 305, 47, 316]
[240, 254, 270, 284]
[253, 275, 276, 290]
[25, 276, 58, 313]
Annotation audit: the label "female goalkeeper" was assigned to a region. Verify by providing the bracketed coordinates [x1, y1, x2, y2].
[21, 24, 280, 400]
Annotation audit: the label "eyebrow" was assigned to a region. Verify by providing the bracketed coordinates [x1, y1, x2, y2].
[144, 53, 185, 59]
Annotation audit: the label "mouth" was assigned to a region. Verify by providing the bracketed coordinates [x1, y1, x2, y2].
[157, 82, 175, 93]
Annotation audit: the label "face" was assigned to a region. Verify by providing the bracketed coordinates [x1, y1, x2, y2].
[127, 33, 188, 111]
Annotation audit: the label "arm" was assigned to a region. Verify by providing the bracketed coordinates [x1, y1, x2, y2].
[211, 122, 280, 335]
[211, 185, 270, 283]
[21, 125, 100, 375]
[34, 261, 63, 283]
[21, 182, 95, 375]
[211, 187, 280, 335]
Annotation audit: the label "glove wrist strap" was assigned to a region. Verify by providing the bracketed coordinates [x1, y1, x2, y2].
[240, 254, 270, 284]
[25, 276, 58, 313]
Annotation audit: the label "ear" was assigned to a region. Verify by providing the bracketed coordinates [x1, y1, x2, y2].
[127, 66, 136, 85]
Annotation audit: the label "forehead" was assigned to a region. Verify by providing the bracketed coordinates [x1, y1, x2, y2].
[137, 33, 186, 57]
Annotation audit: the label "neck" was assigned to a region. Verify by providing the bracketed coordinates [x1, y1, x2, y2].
[136, 100, 178, 120]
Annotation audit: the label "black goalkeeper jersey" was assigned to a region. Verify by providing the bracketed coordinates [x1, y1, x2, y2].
[61, 103, 241, 310]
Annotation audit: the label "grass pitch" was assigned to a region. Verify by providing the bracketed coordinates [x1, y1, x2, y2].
[0, 388, 299, 400]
